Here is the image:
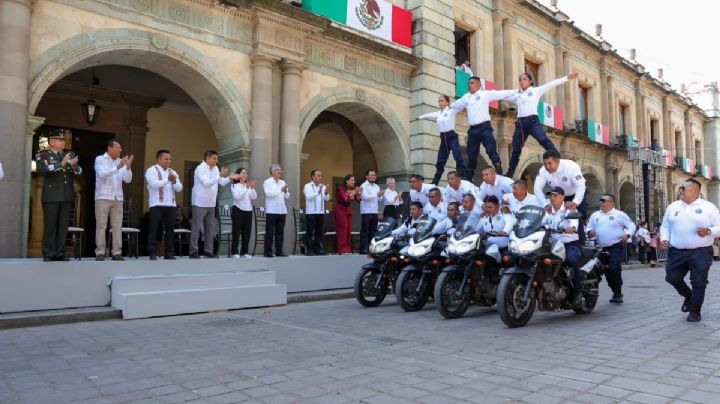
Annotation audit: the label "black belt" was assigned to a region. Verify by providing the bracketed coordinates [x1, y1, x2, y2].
[469, 122, 491, 129]
[440, 130, 456, 135]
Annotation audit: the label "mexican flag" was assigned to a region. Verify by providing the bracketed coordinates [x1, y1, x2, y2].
[701, 165, 713, 179]
[662, 149, 673, 167]
[682, 157, 696, 173]
[302, 0, 413, 48]
[537, 101, 563, 130]
[454, 72, 499, 110]
[482, 79, 499, 110]
[588, 120, 609, 145]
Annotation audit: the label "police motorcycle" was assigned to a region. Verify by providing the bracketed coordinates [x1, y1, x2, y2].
[354, 217, 409, 307]
[394, 217, 447, 312]
[435, 213, 505, 319]
[496, 205, 605, 328]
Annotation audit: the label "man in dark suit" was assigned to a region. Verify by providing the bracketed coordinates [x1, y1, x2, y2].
[35, 129, 82, 261]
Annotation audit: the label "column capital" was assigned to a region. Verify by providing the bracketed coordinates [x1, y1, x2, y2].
[26, 115, 45, 136]
[4, 0, 33, 8]
[280, 59, 308, 76]
[250, 53, 278, 68]
[219, 145, 253, 165]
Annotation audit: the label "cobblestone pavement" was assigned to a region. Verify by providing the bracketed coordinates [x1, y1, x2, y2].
[3, 264, 720, 404]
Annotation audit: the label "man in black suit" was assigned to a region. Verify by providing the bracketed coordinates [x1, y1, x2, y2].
[35, 129, 82, 261]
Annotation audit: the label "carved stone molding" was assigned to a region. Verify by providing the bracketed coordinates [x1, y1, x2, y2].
[219, 145, 253, 165]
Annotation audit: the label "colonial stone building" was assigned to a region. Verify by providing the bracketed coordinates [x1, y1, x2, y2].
[0, 0, 717, 257]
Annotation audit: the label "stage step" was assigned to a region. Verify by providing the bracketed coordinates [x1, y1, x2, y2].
[110, 270, 287, 319]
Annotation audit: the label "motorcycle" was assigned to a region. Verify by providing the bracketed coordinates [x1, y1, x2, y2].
[497, 206, 606, 328]
[354, 217, 407, 307]
[435, 214, 505, 319]
[394, 217, 447, 312]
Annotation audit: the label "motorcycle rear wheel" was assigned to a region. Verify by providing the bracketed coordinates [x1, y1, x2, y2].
[573, 273, 599, 314]
[497, 274, 536, 328]
[435, 272, 471, 319]
[354, 268, 388, 308]
[395, 269, 429, 312]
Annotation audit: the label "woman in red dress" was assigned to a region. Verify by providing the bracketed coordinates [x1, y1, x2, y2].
[334, 174, 361, 254]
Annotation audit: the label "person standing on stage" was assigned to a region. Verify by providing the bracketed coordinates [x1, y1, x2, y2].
[230, 168, 257, 258]
[94, 139, 133, 261]
[504, 72, 579, 178]
[36, 129, 82, 262]
[417, 95, 467, 185]
[263, 163, 290, 258]
[586, 193, 636, 304]
[661, 179, 720, 322]
[450, 76, 516, 179]
[303, 169, 329, 256]
[533, 150, 587, 238]
[382, 177, 402, 220]
[145, 149, 183, 260]
[442, 170, 477, 204]
[335, 174, 361, 255]
[190, 150, 235, 259]
[359, 169, 382, 254]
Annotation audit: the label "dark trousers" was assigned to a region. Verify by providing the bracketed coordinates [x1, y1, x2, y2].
[231, 207, 252, 255]
[265, 213, 285, 256]
[638, 242, 647, 264]
[148, 206, 176, 257]
[433, 130, 466, 185]
[359, 213, 379, 254]
[383, 205, 399, 220]
[602, 242, 625, 293]
[305, 214, 325, 254]
[665, 246, 713, 313]
[565, 194, 588, 242]
[42, 201, 72, 259]
[506, 115, 558, 178]
[465, 122, 501, 181]
[564, 241, 583, 285]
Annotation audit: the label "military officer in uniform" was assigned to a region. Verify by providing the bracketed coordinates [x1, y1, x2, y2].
[660, 179, 720, 322]
[36, 129, 82, 261]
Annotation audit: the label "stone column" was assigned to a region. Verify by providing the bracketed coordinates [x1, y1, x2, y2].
[683, 110, 692, 160]
[250, 54, 276, 203]
[553, 44, 566, 113]
[562, 50, 575, 128]
[492, 13, 505, 86]
[599, 67, 609, 127]
[23, 115, 45, 256]
[502, 18, 515, 90]
[606, 75, 615, 138]
[0, 0, 32, 257]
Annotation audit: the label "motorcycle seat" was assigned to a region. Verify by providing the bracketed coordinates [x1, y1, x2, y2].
[578, 247, 598, 267]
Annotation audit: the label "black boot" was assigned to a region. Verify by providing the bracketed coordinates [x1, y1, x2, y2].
[681, 296, 692, 313]
[609, 286, 623, 304]
[573, 272, 586, 308]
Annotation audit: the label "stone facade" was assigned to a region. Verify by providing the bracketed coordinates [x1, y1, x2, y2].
[0, 0, 716, 257]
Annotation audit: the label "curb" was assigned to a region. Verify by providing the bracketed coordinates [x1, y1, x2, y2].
[0, 307, 122, 330]
[287, 289, 355, 304]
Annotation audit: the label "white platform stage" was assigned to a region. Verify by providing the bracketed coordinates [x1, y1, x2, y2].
[0, 255, 369, 318]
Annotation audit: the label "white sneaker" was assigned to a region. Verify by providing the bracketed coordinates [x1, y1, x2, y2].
[243, 254, 252, 258]
[232, 254, 241, 258]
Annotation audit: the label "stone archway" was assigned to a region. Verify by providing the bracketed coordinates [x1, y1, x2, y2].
[28, 28, 250, 151]
[518, 156, 544, 195]
[619, 181, 637, 221]
[583, 169, 605, 216]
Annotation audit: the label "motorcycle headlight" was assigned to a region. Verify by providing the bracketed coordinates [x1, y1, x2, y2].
[408, 238, 435, 257]
[369, 236, 394, 254]
[509, 231, 544, 255]
[448, 234, 479, 255]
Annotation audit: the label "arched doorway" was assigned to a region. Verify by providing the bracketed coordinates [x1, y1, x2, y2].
[26, 29, 249, 257]
[519, 161, 544, 196]
[619, 181, 637, 222]
[583, 171, 604, 217]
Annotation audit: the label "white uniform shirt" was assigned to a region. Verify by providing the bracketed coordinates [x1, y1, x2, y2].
[534, 160, 586, 205]
[419, 107, 460, 133]
[94, 153, 132, 201]
[505, 77, 569, 118]
[435, 216, 459, 235]
[231, 183, 257, 211]
[263, 177, 290, 214]
[443, 180, 477, 203]
[359, 181, 381, 214]
[145, 165, 183, 208]
[459, 203, 483, 216]
[635, 227, 651, 244]
[423, 201, 448, 223]
[303, 182, 329, 215]
[191, 162, 230, 208]
[410, 183, 433, 206]
[478, 175, 514, 204]
[503, 192, 544, 216]
[383, 189, 401, 207]
[543, 205, 580, 244]
[392, 217, 421, 237]
[478, 212, 514, 248]
[660, 198, 720, 249]
[450, 89, 516, 125]
[586, 208, 636, 247]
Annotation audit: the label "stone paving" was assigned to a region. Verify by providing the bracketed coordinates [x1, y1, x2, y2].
[3, 264, 720, 403]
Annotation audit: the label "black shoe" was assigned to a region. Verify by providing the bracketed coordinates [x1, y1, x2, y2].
[276, 253, 289, 257]
[315, 250, 327, 256]
[112, 255, 124, 261]
[95, 255, 105, 262]
[149, 255, 157, 261]
[609, 293, 624, 304]
[573, 291, 584, 308]
[359, 250, 368, 255]
[687, 312, 701, 322]
[264, 253, 274, 258]
[306, 251, 315, 256]
[164, 255, 176, 260]
[54, 256, 70, 262]
[189, 253, 200, 259]
[43, 257, 53, 262]
[207, 254, 220, 259]
[681, 297, 692, 313]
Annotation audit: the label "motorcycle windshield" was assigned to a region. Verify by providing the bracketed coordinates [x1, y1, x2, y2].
[374, 218, 397, 240]
[413, 217, 437, 243]
[453, 212, 480, 240]
[513, 205, 546, 238]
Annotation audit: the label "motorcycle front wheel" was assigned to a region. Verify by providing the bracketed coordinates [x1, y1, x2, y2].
[395, 269, 429, 312]
[497, 274, 536, 328]
[354, 267, 388, 308]
[435, 271, 471, 319]
[573, 272, 599, 314]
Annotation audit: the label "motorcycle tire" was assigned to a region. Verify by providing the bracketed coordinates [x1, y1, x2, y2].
[395, 269, 430, 312]
[497, 274, 536, 328]
[354, 267, 388, 308]
[435, 272, 471, 319]
[573, 273, 599, 314]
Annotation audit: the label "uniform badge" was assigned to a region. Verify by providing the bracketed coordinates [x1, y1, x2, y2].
[528, 91, 534, 97]
[609, 216, 614, 220]
[674, 211, 679, 216]
[575, 175, 582, 180]
[443, 113, 448, 118]
[696, 208, 702, 214]
[547, 180, 552, 185]
[562, 177, 568, 182]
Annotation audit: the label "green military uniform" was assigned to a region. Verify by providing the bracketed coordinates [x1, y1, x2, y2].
[36, 130, 82, 261]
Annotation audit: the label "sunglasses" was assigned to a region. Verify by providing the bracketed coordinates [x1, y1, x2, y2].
[599, 198, 612, 203]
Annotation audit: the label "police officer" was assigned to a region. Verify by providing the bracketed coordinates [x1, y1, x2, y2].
[477, 166, 514, 205]
[477, 195, 514, 255]
[660, 179, 720, 322]
[435, 201, 461, 235]
[392, 202, 424, 237]
[35, 129, 82, 262]
[502, 179, 544, 216]
[423, 187, 447, 223]
[417, 95, 467, 185]
[586, 193, 636, 304]
[442, 170, 477, 204]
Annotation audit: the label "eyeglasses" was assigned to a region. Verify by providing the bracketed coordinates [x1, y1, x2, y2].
[599, 198, 612, 203]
